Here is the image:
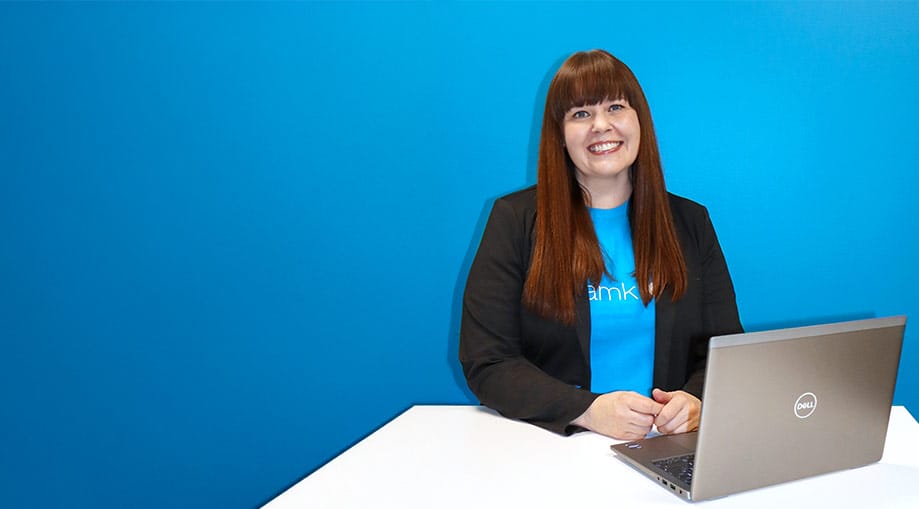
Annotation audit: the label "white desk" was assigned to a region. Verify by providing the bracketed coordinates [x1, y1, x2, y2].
[265, 405, 919, 508]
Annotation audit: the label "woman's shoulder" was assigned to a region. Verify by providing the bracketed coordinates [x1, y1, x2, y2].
[487, 185, 538, 224]
[666, 192, 719, 241]
[494, 185, 537, 210]
[483, 186, 537, 241]
[667, 192, 710, 221]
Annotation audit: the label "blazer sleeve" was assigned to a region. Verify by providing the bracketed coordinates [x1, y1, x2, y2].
[682, 205, 743, 397]
[459, 197, 597, 434]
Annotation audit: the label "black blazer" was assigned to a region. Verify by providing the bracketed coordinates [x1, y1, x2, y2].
[459, 186, 742, 435]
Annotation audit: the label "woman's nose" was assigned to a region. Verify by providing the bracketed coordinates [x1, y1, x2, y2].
[591, 112, 613, 132]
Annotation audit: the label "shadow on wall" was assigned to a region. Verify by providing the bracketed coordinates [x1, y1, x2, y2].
[446, 193, 504, 403]
[445, 52, 571, 401]
[525, 52, 569, 185]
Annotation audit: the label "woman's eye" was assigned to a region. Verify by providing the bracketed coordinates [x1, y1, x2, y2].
[609, 103, 624, 112]
[572, 110, 589, 119]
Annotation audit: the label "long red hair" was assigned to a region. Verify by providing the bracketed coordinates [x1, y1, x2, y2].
[523, 49, 687, 325]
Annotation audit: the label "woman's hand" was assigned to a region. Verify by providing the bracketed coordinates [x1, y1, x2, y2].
[651, 388, 701, 434]
[571, 391, 664, 440]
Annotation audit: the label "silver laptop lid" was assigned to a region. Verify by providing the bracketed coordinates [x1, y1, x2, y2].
[692, 316, 906, 501]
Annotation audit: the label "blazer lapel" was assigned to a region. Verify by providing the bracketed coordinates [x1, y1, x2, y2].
[576, 292, 591, 368]
[654, 291, 675, 389]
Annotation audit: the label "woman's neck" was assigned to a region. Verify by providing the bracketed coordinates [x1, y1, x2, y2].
[580, 173, 633, 209]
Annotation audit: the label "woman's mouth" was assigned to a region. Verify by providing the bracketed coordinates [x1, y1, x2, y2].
[588, 141, 623, 154]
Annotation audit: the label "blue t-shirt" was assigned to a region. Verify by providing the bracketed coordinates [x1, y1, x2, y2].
[588, 202, 655, 395]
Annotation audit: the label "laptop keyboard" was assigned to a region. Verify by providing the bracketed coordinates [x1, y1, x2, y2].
[652, 454, 694, 486]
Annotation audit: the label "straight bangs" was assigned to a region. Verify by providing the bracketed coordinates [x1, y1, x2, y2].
[547, 51, 641, 122]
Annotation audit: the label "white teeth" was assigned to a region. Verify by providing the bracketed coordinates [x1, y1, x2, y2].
[589, 141, 622, 153]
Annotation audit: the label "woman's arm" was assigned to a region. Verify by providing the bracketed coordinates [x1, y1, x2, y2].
[459, 194, 597, 434]
[683, 205, 743, 397]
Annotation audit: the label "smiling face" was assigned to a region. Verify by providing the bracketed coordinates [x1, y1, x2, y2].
[563, 98, 640, 202]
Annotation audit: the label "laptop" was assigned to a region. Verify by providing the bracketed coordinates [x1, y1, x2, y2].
[610, 315, 906, 502]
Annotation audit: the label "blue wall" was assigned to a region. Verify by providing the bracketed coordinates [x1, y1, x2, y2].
[2, 2, 917, 507]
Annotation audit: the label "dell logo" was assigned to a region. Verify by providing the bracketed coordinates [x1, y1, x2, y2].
[794, 392, 817, 418]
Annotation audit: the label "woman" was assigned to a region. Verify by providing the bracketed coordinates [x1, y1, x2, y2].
[459, 49, 742, 440]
